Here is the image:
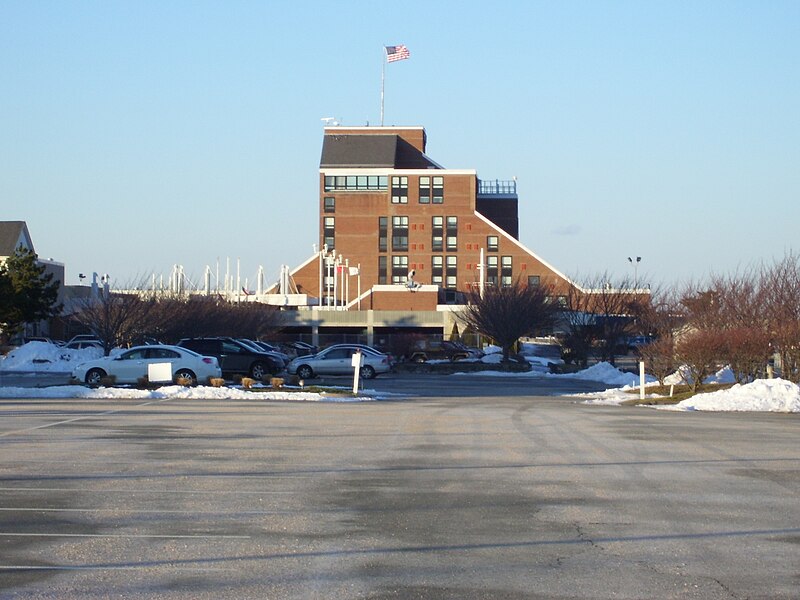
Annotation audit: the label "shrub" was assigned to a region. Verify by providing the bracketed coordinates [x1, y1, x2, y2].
[675, 329, 725, 392]
[719, 327, 771, 383]
[637, 336, 676, 386]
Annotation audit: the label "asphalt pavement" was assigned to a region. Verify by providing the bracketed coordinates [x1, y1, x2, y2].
[0, 375, 798, 598]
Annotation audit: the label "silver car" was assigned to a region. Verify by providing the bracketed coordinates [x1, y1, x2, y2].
[73, 344, 221, 386]
[287, 345, 391, 380]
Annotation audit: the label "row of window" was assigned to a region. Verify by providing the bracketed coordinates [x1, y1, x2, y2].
[375, 255, 540, 289]
[325, 215, 501, 255]
[323, 175, 445, 205]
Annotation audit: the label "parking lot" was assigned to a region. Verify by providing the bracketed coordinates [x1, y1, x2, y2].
[0, 375, 798, 598]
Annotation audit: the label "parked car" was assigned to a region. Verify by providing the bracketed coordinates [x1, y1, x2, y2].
[63, 340, 104, 351]
[67, 334, 101, 345]
[326, 343, 396, 366]
[627, 336, 655, 352]
[177, 337, 284, 379]
[406, 340, 484, 363]
[283, 341, 318, 357]
[286, 344, 391, 379]
[72, 344, 221, 386]
[239, 339, 292, 367]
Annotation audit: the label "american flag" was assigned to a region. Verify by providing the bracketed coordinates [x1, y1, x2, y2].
[385, 45, 410, 63]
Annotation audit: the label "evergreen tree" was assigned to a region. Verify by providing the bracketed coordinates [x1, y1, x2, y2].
[0, 246, 62, 340]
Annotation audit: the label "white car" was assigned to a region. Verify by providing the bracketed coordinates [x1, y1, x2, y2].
[287, 344, 392, 379]
[72, 344, 221, 386]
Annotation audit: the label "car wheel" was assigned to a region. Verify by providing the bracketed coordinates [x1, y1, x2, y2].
[250, 362, 268, 380]
[296, 365, 314, 379]
[85, 368, 106, 386]
[360, 365, 376, 379]
[174, 369, 196, 386]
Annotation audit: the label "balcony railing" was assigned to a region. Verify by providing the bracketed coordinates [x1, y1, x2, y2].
[477, 179, 517, 195]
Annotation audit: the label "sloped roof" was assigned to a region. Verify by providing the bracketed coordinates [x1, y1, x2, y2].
[0, 221, 34, 257]
[320, 134, 439, 169]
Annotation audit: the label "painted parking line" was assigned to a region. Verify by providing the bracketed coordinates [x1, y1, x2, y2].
[0, 532, 250, 539]
[0, 507, 287, 515]
[0, 486, 297, 495]
[0, 565, 235, 572]
[0, 398, 173, 438]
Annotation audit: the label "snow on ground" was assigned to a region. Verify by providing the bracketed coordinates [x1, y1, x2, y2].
[3, 342, 798, 411]
[0, 341, 104, 371]
[0, 384, 375, 402]
[661, 379, 800, 413]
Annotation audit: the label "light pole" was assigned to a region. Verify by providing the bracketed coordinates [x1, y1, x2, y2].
[628, 256, 641, 289]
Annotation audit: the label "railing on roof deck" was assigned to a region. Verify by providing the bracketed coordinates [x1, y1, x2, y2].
[477, 179, 517, 195]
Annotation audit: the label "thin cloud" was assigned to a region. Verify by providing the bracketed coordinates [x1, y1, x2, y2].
[552, 224, 581, 236]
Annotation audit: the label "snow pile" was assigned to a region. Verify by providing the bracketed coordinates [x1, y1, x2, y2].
[566, 362, 656, 386]
[0, 384, 374, 402]
[663, 379, 800, 413]
[0, 342, 103, 372]
[664, 365, 736, 386]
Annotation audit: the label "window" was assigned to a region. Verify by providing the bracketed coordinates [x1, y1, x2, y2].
[487, 235, 498, 252]
[324, 196, 335, 213]
[419, 176, 430, 204]
[431, 256, 443, 285]
[378, 217, 388, 252]
[324, 175, 388, 191]
[392, 216, 409, 251]
[440, 216, 456, 251]
[391, 176, 408, 204]
[528, 275, 540, 287]
[432, 176, 444, 204]
[392, 255, 408, 284]
[445, 255, 457, 288]
[501, 256, 512, 287]
[486, 255, 499, 287]
[323, 217, 335, 250]
[378, 256, 387, 284]
[432, 216, 444, 251]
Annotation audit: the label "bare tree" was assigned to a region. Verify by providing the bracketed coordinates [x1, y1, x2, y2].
[637, 335, 676, 386]
[761, 252, 800, 382]
[71, 290, 156, 355]
[675, 329, 725, 393]
[155, 297, 284, 342]
[561, 273, 647, 366]
[458, 280, 559, 362]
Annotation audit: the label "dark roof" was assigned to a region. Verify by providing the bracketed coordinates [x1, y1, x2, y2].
[0, 221, 34, 256]
[320, 134, 439, 169]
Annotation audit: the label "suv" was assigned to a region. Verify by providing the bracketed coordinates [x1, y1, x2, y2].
[177, 337, 283, 379]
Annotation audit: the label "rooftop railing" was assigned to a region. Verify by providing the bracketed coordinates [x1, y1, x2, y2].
[477, 179, 517, 195]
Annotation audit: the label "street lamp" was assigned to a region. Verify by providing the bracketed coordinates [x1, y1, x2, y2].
[627, 256, 641, 288]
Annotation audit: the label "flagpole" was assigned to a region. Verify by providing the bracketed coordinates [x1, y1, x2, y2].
[380, 47, 386, 126]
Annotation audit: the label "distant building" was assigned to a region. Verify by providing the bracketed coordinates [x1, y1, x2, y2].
[265, 126, 578, 345]
[0, 221, 35, 260]
[0, 221, 66, 340]
[278, 126, 573, 310]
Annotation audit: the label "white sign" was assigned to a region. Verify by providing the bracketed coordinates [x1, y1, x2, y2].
[148, 362, 173, 383]
[351, 351, 363, 393]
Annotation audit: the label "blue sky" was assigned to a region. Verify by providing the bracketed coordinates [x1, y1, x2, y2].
[2, 1, 798, 288]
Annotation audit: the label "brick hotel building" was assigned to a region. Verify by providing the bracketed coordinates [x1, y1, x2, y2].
[281, 125, 574, 315]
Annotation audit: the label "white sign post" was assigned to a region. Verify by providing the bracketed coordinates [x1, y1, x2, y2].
[351, 350, 363, 394]
[639, 360, 646, 401]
